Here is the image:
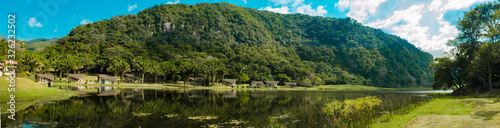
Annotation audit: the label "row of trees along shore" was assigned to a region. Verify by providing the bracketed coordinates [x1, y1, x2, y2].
[431, 2, 500, 94]
[17, 50, 329, 86]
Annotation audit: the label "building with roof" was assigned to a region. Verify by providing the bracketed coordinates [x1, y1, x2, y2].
[97, 74, 117, 85]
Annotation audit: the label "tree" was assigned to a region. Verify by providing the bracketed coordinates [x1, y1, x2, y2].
[20, 51, 43, 73]
[107, 57, 130, 82]
[150, 60, 160, 84]
[432, 2, 500, 92]
[179, 61, 198, 85]
[160, 61, 177, 83]
[133, 56, 153, 83]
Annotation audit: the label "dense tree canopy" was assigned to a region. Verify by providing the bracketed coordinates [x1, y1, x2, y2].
[12, 3, 433, 87]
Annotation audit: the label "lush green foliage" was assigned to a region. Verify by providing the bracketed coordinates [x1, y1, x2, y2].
[323, 96, 382, 127]
[431, 2, 500, 92]
[19, 3, 432, 87]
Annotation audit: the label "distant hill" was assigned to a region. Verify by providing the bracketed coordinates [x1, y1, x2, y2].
[26, 38, 58, 51]
[44, 3, 434, 87]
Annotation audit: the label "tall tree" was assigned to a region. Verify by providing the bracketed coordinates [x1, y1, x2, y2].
[133, 56, 153, 83]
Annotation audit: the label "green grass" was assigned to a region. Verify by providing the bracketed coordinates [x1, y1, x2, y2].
[0, 77, 79, 111]
[372, 94, 474, 128]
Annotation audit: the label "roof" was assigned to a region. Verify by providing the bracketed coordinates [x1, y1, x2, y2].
[68, 74, 86, 80]
[97, 74, 117, 82]
[36, 74, 55, 81]
[222, 79, 237, 83]
[124, 74, 137, 78]
[265, 81, 280, 85]
[284, 82, 297, 85]
[4, 61, 18, 65]
[251, 81, 265, 85]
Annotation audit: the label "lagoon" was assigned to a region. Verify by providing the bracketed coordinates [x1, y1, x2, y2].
[2, 88, 443, 128]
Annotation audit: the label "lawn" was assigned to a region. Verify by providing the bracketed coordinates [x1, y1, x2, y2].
[0, 77, 79, 111]
[372, 93, 500, 128]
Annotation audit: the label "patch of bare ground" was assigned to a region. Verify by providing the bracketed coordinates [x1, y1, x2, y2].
[404, 98, 500, 128]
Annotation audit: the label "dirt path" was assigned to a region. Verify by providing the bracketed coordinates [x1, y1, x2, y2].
[404, 98, 500, 128]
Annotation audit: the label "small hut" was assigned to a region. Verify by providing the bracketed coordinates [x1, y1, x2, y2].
[192, 78, 206, 86]
[284, 82, 297, 88]
[97, 74, 117, 85]
[36, 74, 55, 83]
[265, 81, 279, 88]
[222, 79, 238, 87]
[124, 74, 139, 83]
[68, 74, 86, 83]
[250, 81, 265, 88]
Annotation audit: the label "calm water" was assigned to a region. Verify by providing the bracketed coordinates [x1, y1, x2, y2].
[2, 88, 436, 128]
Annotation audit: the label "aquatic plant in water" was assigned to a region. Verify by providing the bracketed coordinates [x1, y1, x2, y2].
[322, 96, 382, 127]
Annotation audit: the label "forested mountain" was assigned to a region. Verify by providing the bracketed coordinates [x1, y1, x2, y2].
[42, 3, 433, 87]
[26, 38, 58, 51]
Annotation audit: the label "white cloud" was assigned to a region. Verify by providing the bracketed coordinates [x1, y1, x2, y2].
[54, 29, 58, 32]
[28, 17, 43, 27]
[242, 0, 247, 4]
[430, 0, 493, 12]
[80, 19, 92, 25]
[268, 0, 303, 6]
[297, 4, 327, 16]
[366, 3, 459, 56]
[128, 3, 137, 12]
[260, 6, 290, 14]
[263, 0, 326, 16]
[335, 0, 350, 11]
[167, 0, 180, 4]
[336, 0, 389, 22]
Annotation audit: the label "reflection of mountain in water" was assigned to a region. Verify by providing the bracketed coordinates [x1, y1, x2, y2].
[2, 89, 429, 128]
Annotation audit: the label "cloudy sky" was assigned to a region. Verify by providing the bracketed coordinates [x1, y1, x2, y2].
[0, 0, 494, 57]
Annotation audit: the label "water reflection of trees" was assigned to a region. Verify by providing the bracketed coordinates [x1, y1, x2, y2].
[9, 89, 427, 127]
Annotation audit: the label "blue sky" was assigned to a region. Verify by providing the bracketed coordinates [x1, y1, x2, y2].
[0, 0, 494, 57]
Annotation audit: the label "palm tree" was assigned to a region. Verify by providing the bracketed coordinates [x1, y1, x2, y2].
[63, 55, 81, 79]
[179, 61, 198, 86]
[107, 57, 130, 82]
[160, 61, 176, 83]
[150, 60, 160, 84]
[133, 56, 153, 83]
[20, 51, 43, 73]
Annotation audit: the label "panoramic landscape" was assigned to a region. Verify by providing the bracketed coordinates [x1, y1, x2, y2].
[1, 0, 499, 127]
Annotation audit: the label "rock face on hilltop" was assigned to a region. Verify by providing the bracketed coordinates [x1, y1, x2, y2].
[46, 3, 433, 87]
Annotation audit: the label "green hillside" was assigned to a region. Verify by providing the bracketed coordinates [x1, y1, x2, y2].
[26, 38, 58, 51]
[42, 3, 433, 87]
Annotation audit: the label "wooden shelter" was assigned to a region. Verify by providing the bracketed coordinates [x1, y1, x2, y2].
[68, 74, 86, 83]
[124, 74, 139, 83]
[36, 74, 55, 83]
[284, 82, 297, 87]
[97, 74, 117, 85]
[250, 81, 265, 88]
[222, 79, 238, 87]
[192, 78, 206, 86]
[265, 81, 279, 88]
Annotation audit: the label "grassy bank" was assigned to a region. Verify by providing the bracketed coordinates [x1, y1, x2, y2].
[373, 93, 500, 127]
[0, 77, 79, 112]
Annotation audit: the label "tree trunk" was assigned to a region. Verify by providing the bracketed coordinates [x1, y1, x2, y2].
[155, 74, 158, 84]
[164, 74, 168, 83]
[488, 63, 492, 90]
[141, 73, 145, 84]
[66, 70, 70, 79]
[120, 71, 125, 83]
